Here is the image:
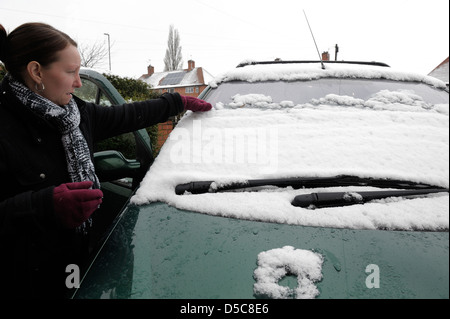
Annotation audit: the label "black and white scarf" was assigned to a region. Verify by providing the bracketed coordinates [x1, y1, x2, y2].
[8, 75, 100, 232]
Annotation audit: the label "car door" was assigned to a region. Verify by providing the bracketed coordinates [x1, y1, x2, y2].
[75, 68, 154, 254]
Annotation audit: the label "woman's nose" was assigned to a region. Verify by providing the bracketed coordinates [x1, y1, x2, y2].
[74, 74, 82, 88]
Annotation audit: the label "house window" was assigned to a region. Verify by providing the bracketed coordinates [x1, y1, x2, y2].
[185, 87, 194, 94]
[196, 87, 199, 93]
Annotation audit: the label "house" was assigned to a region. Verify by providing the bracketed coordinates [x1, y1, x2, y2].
[428, 57, 449, 86]
[139, 60, 214, 152]
[140, 59, 214, 97]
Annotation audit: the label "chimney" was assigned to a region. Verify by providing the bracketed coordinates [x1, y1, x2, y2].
[321, 51, 330, 61]
[188, 60, 195, 71]
[148, 65, 155, 76]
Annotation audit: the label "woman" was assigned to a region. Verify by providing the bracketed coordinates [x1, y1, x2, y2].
[0, 22, 211, 298]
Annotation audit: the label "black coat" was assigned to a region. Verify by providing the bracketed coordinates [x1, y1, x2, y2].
[0, 76, 184, 298]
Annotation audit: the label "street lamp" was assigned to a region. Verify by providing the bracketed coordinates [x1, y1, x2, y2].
[104, 33, 111, 71]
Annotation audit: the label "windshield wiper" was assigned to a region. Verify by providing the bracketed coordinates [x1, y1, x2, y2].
[291, 188, 449, 208]
[175, 175, 440, 195]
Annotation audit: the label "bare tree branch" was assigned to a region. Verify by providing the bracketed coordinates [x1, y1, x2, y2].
[79, 40, 110, 69]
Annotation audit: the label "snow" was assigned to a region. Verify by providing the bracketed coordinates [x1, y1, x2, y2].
[309, 90, 446, 113]
[144, 71, 167, 88]
[253, 246, 323, 299]
[131, 63, 449, 231]
[141, 67, 215, 89]
[228, 94, 273, 108]
[428, 57, 449, 84]
[209, 62, 448, 89]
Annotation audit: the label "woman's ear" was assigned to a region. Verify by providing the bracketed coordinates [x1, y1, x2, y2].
[26, 61, 43, 84]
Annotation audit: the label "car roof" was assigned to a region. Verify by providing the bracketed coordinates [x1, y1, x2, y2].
[209, 60, 447, 89]
[236, 60, 391, 68]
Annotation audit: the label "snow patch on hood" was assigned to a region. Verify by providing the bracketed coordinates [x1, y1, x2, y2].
[253, 246, 324, 299]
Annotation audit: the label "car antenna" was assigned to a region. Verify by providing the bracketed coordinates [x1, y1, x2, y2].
[303, 10, 325, 70]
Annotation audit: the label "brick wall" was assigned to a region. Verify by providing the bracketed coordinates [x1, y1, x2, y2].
[152, 84, 208, 152]
[156, 120, 174, 152]
[155, 85, 208, 97]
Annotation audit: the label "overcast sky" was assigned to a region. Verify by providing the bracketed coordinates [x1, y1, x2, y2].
[1, 0, 449, 80]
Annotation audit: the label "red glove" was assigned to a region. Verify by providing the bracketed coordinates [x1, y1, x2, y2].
[181, 96, 212, 112]
[53, 181, 103, 229]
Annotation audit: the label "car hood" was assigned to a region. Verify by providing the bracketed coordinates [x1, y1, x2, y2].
[75, 202, 449, 299]
[131, 96, 448, 231]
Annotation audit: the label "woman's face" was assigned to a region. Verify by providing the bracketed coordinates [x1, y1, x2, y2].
[39, 44, 82, 106]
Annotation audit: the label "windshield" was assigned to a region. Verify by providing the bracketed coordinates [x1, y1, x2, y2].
[132, 75, 449, 231]
[203, 79, 449, 106]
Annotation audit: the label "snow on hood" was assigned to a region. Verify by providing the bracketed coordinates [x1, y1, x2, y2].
[253, 246, 323, 299]
[209, 63, 448, 89]
[132, 67, 449, 231]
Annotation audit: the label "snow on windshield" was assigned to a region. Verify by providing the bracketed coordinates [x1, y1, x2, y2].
[132, 66, 449, 231]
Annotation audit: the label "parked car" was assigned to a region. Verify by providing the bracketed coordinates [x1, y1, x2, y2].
[74, 61, 448, 299]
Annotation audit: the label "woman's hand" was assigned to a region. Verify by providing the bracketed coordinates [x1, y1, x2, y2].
[181, 96, 212, 112]
[53, 181, 103, 229]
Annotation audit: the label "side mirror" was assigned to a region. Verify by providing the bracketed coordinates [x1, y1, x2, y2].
[94, 150, 141, 182]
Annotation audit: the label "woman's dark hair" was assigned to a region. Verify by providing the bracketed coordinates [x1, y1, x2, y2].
[0, 22, 77, 81]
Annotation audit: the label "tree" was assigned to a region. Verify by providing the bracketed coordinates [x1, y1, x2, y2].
[79, 40, 110, 69]
[163, 25, 183, 71]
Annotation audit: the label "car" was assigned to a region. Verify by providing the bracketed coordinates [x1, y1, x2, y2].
[73, 61, 449, 300]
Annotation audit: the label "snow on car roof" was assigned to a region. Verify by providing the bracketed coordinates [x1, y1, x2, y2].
[209, 62, 448, 89]
[132, 63, 449, 231]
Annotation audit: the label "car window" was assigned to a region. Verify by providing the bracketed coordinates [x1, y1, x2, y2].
[99, 91, 113, 107]
[203, 79, 449, 106]
[75, 77, 136, 159]
[76, 78, 98, 103]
